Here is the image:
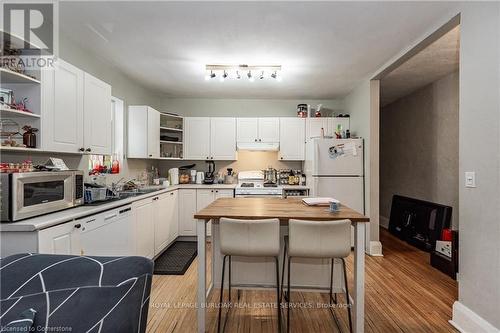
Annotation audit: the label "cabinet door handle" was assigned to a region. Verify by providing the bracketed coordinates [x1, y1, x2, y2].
[259, 139, 262, 142]
[79, 147, 85, 152]
[104, 214, 117, 221]
[85, 148, 92, 152]
[215, 190, 219, 193]
[254, 139, 257, 142]
[74, 223, 81, 229]
[206, 156, 209, 160]
[170, 192, 174, 195]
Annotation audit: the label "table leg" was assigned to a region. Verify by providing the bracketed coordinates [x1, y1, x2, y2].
[197, 219, 207, 333]
[353, 222, 365, 333]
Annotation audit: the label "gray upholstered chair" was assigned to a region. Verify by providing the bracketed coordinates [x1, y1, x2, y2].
[218, 218, 281, 333]
[0, 253, 153, 333]
[282, 219, 352, 333]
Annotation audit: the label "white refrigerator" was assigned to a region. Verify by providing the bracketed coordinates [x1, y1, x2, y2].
[304, 138, 365, 214]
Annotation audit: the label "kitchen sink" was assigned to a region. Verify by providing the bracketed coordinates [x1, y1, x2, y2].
[84, 187, 163, 206]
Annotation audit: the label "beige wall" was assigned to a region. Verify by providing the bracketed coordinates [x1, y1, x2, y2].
[380, 71, 459, 229]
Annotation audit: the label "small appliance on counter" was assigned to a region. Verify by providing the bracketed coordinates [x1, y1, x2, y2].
[203, 160, 216, 184]
[224, 168, 236, 184]
[1, 170, 84, 222]
[263, 167, 278, 186]
[178, 164, 196, 184]
[196, 171, 204, 184]
[168, 168, 179, 185]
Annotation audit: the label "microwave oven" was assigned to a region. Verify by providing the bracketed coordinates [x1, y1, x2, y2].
[0, 171, 84, 222]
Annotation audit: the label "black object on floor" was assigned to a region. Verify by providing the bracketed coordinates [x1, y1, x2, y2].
[154, 241, 197, 275]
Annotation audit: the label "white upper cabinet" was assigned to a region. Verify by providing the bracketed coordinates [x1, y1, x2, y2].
[184, 117, 236, 160]
[328, 117, 350, 136]
[258, 118, 280, 142]
[237, 117, 279, 143]
[237, 118, 259, 143]
[42, 59, 112, 155]
[306, 118, 329, 140]
[147, 108, 160, 158]
[279, 118, 305, 160]
[128, 106, 161, 158]
[83, 73, 112, 155]
[184, 117, 211, 159]
[42, 59, 84, 153]
[210, 117, 237, 160]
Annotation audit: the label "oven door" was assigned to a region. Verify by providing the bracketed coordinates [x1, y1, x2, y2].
[12, 172, 75, 221]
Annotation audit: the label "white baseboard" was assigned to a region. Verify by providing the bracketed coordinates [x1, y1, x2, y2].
[450, 301, 500, 333]
[379, 216, 389, 229]
[368, 240, 383, 257]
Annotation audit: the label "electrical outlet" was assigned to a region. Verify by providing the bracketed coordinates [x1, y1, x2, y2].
[465, 172, 476, 188]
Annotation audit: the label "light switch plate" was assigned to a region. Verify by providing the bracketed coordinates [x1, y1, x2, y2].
[465, 171, 476, 188]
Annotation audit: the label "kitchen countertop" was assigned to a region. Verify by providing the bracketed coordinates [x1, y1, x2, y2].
[0, 184, 238, 232]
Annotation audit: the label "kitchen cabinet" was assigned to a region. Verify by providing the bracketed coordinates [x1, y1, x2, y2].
[178, 189, 197, 236]
[184, 117, 211, 159]
[210, 118, 237, 160]
[78, 205, 134, 256]
[184, 117, 236, 160]
[83, 73, 112, 155]
[38, 220, 81, 255]
[128, 106, 161, 158]
[279, 118, 306, 160]
[153, 191, 178, 255]
[306, 118, 329, 140]
[328, 117, 350, 136]
[237, 118, 279, 143]
[196, 189, 234, 236]
[42, 59, 112, 154]
[41, 59, 84, 154]
[133, 198, 155, 259]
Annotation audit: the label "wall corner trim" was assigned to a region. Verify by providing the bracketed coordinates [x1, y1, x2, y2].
[450, 301, 500, 333]
[367, 241, 383, 257]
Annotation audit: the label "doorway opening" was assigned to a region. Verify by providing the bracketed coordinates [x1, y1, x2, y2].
[378, 20, 460, 282]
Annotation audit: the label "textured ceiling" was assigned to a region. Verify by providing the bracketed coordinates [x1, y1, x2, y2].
[380, 26, 460, 106]
[59, 1, 459, 99]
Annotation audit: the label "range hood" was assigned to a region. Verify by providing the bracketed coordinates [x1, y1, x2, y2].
[237, 142, 280, 151]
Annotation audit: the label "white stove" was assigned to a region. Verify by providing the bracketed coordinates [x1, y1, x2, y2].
[235, 171, 283, 197]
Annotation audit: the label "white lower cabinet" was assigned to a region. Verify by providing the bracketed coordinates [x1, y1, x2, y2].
[195, 189, 234, 237]
[154, 191, 178, 255]
[133, 198, 155, 259]
[178, 189, 197, 236]
[38, 221, 81, 255]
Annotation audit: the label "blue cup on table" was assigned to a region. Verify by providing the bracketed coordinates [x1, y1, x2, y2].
[329, 201, 340, 212]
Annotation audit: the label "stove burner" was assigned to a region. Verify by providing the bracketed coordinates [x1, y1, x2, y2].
[241, 183, 255, 187]
[263, 183, 277, 187]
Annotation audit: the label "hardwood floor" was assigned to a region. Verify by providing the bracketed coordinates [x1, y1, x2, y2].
[146, 229, 458, 332]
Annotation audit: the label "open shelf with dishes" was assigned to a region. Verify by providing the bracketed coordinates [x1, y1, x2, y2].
[159, 112, 183, 159]
[1, 32, 42, 151]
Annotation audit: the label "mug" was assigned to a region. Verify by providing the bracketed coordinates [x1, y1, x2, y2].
[329, 201, 340, 212]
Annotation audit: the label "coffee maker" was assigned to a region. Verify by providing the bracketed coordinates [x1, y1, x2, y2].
[203, 160, 215, 184]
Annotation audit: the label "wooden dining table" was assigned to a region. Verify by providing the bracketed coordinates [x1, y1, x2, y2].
[194, 197, 370, 333]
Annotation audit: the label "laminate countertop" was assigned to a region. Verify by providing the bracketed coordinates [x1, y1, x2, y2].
[194, 197, 369, 223]
[0, 184, 237, 232]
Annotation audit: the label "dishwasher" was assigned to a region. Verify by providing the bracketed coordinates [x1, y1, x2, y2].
[77, 204, 134, 256]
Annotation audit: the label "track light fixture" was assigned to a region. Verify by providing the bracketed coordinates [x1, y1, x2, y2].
[205, 64, 282, 82]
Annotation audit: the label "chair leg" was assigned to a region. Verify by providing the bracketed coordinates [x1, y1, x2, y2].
[330, 258, 334, 305]
[217, 255, 227, 333]
[341, 258, 353, 333]
[275, 257, 282, 333]
[228, 256, 232, 304]
[281, 239, 287, 302]
[287, 256, 291, 333]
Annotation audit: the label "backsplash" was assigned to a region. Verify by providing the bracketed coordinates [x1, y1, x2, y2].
[158, 151, 302, 178]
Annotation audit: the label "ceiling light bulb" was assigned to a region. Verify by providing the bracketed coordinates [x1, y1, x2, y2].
[220, 71, 228, 82]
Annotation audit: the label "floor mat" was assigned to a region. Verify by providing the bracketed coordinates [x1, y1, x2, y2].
[153, 241, 197, 275]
